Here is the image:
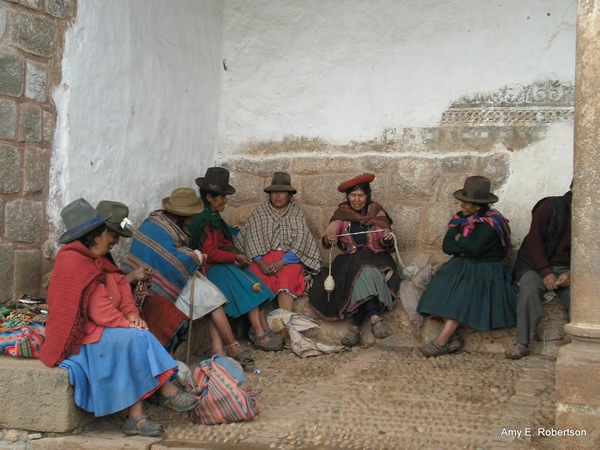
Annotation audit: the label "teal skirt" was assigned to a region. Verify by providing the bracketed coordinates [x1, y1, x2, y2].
[417, 256, 517, 330]
[206, 264, 274, 318]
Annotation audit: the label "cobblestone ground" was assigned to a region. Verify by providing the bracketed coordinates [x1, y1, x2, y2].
[80, 344, 557, 450]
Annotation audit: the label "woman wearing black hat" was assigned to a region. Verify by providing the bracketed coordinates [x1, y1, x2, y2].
[234, 172, 321, 311]
[40, 198, 198, 437]
[308, 173, 401, 347]
[417, 176, 518, 357]
[189, 167, 284, 352]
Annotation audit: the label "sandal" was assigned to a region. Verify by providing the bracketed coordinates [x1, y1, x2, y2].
[341, 327, 361, 347]
[254, 330, 284, 352]
[371, 318, 391, 339]
[505, 342, 530, 360]
[159, 389, 198, 412]
[420, 340, 450, 357]
[448, 334, 464, 353]
[226, 341, 255, 370]
[122, 414, 163, 437]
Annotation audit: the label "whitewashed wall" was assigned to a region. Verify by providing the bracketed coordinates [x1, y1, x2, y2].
[219, 0, 576, 243]
[50, 0, 223, 240]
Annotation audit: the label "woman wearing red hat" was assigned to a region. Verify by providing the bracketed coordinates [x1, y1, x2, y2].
[308, 173, 401, 347]
[417, 176, 517, 357]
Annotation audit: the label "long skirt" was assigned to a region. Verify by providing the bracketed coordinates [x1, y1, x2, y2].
[206, 264, 274, 318]
[417, 256, 517, 330]
[308, 250, 401, 321]
[247, 250, 305, 298]
[59, 328, 177, 417]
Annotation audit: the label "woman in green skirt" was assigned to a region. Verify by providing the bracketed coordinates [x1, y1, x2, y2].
[417, 176, 517, 357]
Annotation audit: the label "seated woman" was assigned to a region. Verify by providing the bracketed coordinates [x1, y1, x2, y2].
[188, 167, 283, 352]
[96, 200, 188, 353]
[417, 176, 518, 357]
[234, 172, 321, 311]
[40, 198, 197, 437]
[308, 173, 401, 347]
[124, 188, 254, 368]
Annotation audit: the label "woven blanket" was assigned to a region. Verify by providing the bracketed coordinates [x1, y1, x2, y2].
[0, 322, 45, 358]
[234, 201, 321, 272]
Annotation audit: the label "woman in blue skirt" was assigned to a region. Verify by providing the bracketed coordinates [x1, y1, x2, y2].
[40, 199, 198, 437]
[417, 176, 517, 357]
[189, 167, 283, 352]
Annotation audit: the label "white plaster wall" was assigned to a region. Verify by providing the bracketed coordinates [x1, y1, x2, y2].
[220, 0, 575, 146]
[219, 0, 576, 244]
[50, 0, 223, 241]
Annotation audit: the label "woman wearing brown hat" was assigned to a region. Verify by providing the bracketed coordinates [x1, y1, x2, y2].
[40, 198, 198, 437]
[189, 167, 283, 352]
[308, 173, 401, 347]
[124, 187, 255, 368]
[417, 176, 518, 357]
[234, 172, 321, 311]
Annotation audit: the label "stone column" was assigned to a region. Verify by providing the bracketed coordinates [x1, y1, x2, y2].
[554, 0, 600, 447]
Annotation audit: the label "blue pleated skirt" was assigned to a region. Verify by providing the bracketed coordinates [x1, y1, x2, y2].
[417, 256, 517, 330]
[206, 264, 274, 318]
[59, 328, 177, 417]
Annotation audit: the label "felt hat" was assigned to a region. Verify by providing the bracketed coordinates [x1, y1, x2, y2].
[195, 167, 236, 195]
[58, 198, 111, 244]
[162, 188, 204, 216]
[453, 176, 499, 204]
[337, 173, 375, 193]
[96, 201, 134, 238]
[264, 172, 297, 194]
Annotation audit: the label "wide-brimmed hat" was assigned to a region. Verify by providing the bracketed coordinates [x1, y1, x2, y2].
[453, 176, 499, 204]
[195, 167, 236, 195]
[96, 201, 134, 238]
[337, 173, 375, 193]
[264, 172, 297, 194]
[162, 187, 204, 216]
[59, 198, 111, 244]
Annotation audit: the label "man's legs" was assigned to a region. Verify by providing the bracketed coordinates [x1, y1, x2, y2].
[506, 270, 545, 359]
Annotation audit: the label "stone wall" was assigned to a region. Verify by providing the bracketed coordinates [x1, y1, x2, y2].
[0, 0, 75, 303]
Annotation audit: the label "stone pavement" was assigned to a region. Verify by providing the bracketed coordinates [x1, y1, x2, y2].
[10, 340, 561, 450]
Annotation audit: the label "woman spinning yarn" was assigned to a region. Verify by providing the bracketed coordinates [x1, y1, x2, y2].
[308, 173, 401, 347]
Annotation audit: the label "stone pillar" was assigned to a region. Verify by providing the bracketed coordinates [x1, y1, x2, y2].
[554, 0, 600, 447]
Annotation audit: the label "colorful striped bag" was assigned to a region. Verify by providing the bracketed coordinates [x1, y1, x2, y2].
[187, 354, 259, 425]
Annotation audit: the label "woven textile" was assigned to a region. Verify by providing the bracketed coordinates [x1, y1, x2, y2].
[234, 201, 321, 272]
[0, 322, 45, 358]
[187, 355, 259, 425]
[124, 211, 201, 302]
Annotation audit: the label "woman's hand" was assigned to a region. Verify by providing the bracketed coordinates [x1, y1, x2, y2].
[236, 254, 253, 268]
[268, 259, 285, 275]
[127, 315, 148, 330]
[256, 259, 271, 275]
[381, 228, 393, 241]
[325, 234, 338, 246]
[127, 266, 153, 283]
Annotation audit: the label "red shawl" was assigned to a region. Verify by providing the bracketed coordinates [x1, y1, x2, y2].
[39, 241, 121, 367]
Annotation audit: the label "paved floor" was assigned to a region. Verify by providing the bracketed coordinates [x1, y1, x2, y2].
[25, 340, 559, 450]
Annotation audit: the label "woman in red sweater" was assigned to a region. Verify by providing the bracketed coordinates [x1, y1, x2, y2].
[40, 199, 197, 437]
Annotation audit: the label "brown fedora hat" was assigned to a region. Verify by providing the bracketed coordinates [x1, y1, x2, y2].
[195, 167, 236, 195]
[59, 198, 111, 244]
[453, 176, 499, 204]
[162, 188, 204, 216]
[96, 201, 134, 238]
[264, 172, 297, 194]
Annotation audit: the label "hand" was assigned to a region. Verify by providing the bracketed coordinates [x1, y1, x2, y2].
[128, 266, 153, 282]
[454, 233, 461, 241]
[127, 315, 148, 330]
[325, 234, 338, 246]
[268, 259, 285, 275]
[381, 228, 393, 241]
[543, 273, 559, 291]
[256, 259, 271, 275]
[556, 271, 571, 287]
[236, 254, 252, 268]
